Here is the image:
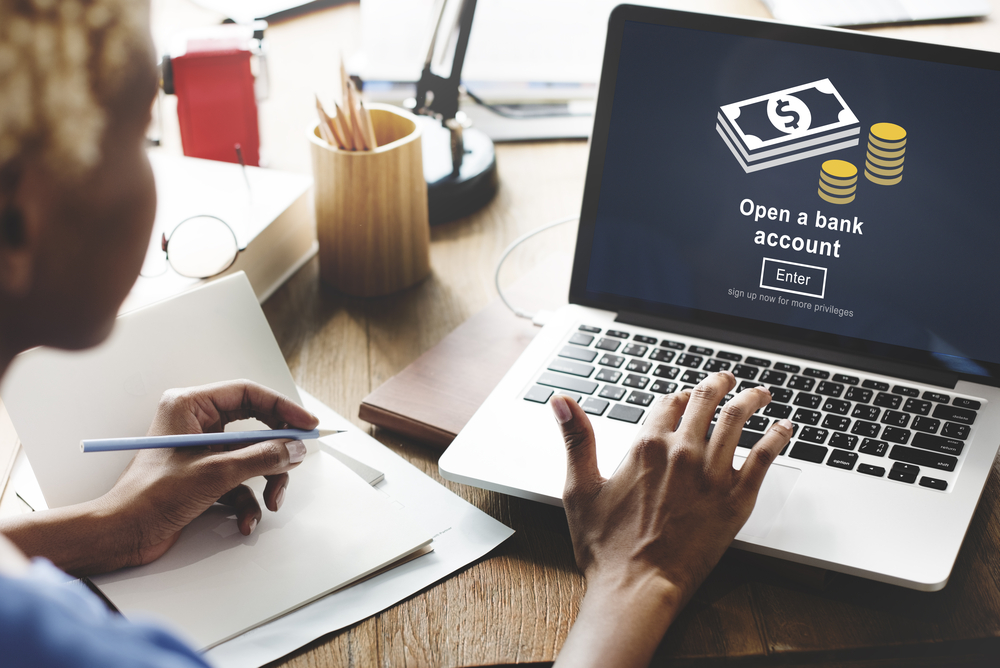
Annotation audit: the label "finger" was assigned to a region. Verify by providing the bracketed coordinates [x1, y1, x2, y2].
[184, 380, 319, 431]
[217, 484, 262, 536]
[263, 473, 289, 512]
[637, 390, 690, 440]
[209, 439, 306, 492]
[677, 372, 736, 441]
[708, 385, 772, 466]
[735, 418, 794, 497]
[551, 395, 603, 500]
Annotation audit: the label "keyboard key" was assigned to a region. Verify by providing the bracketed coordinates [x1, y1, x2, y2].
[941, 422, 970, 440]
[881, 426, 911, 444]
[537, 372, 598, 395]
[862, 379, 890, 391]
[873, 392, 902, 409]
[732, 364, 759, 380]
[829, 432, 858, 450]
[816, 381, 844, 398]
[633, 334, 657, 344]
[827, 449, 858, 470]
[920, 477, 948, 491]
[792, 409, 821, 425]
[736, 381, 763, 393]
[568, 333, 594, 347]
[599, 354, 625, 368]
[653, 365, 679, 379]
[891, 462, 919, 475]
[650, 380, 677, 394]
[911, 416, 940, 434]
[845, 387, 873, 403]
[851, 405, 880, 421]
[880, 410, 910, 428]
[606, 329, 630, 339]
[556, 391, 583, 403]
[858, 463, 885, 477]
[595, 369, 622, 383]
[660, 340, 685, 350]
[923, 391, 950, 403]
[717, 351, 742, 361]
[769, 387, 793, 403]
[799, 427, 828, 444]
[851, 421, 880, 437]
[703, 359, 731, 372]
[524, 385, 553, 404]
[622, 343, 649, 357]
[623, 374, 650, 389]
[773, 362, 800, 373]
[744, 356, 771, 368]
[578, 324, 601, 333]
[759, 370, 787, 385]
[787, 376, 815, 391]
[911, 432, 965, 456]
[626, 359, 652, 374]
[953, 397, 982, 410]
[649, 349, 676, 363]
[596, 338, 620, 351]
[599, 385, 627, 401]
[763, 403, 792, 418]
[859, 438, 888, 456]
[793, 392, 822, 409]
[745, 415, 769, 431]
[608, 404, 644, 423]
[789, 442, 828, 463]
[822, 398, 851, 415]
[933, 404, 977, 425]
[581, 397, 609, 415]
[902, 398, 931, 415]
[822, 415, 851, 431]
[689, 345, 713, 356]
[676, 354, 703, 368]
[892, 385, 919, 397]
[559, 345, 598, 362]
[889, 445, 957, 471]
[681, 370, 707, 384]
[627, 391, 655, 407]
[888, 469, 918, 484]
[704, 424, 765, 448]
[547, 359, 595, 378]
[832, 373, 859, 385]
[803, 368, 830, 379]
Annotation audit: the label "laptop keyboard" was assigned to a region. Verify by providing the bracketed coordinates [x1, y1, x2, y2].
[523, 323, 985, 493]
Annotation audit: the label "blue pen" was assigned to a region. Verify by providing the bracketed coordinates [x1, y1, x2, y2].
[80, 428, 344, 453]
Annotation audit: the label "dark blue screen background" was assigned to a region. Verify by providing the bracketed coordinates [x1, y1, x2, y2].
[585, 21, 1000, 367]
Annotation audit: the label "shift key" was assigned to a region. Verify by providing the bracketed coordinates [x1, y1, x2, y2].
[537, 372, 598, 395]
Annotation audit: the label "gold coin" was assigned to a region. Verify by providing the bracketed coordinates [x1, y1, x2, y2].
[820, 171, 858, 188]
[865, 160, 904, 177]
[869, 133, 906, 150]
[865, 171, 902, 186]
[818, 188, 855, 205]
[866, 151, 905, 168]
[870, 122, 906, 142]
[821, 159, 857, 179]
[818, 180, 857, 196]
[867, 143, 906, 160]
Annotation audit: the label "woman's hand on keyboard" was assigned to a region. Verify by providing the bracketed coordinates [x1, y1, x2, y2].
[550, 371, 793, 668]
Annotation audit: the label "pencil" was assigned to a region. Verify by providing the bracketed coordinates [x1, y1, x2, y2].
[359, 99, 378, 150]
[333, 101, 356, 151]
[346, 80, 368, 150]
[81, 428, 344, 453]
[315, 95, 338, 146]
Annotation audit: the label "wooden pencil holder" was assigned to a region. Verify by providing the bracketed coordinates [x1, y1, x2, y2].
[309, 104, 431, 297]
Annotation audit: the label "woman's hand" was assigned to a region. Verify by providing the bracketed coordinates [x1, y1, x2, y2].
[552, 371, 793, 668]
[0, 380, 319, 576]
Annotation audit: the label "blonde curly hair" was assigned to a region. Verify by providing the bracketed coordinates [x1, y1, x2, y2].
[0, 0, 152, 180]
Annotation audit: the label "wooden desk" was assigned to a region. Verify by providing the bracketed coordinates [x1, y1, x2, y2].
[3, 1, 1000, 665]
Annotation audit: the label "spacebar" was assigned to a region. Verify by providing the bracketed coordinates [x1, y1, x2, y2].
[705, 423, 764, 448]
[536, 372, 598, 395]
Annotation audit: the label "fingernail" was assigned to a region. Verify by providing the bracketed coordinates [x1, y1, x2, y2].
[778, 419, 793, 430]
[550, 395, 573, 424]
[275, 486, 286, 510]
[286, 440, 306, 463]
[248, 517, 258, 534]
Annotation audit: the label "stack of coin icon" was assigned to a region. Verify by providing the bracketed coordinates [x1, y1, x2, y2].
[865, 123, 906, 185]
[818, 159, 857, 204]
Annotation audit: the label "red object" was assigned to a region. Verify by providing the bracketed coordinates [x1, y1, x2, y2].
[170, 41, 260, 166]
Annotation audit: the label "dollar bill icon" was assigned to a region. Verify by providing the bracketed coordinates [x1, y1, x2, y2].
[717, 79, 860, 173]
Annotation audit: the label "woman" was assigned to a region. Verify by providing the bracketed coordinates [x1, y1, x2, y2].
[0, 1, 792, 666]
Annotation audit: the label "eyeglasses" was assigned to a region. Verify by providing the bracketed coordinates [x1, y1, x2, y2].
[140, 215, 244, 279]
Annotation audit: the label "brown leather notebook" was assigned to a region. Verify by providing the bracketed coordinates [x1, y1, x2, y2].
[359, 258, 570, 448]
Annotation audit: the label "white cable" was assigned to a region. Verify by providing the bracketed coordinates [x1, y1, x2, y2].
[494, 214, 579, 323]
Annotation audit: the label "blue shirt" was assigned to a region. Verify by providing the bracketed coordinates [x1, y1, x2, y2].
[0, 558, 209, 668]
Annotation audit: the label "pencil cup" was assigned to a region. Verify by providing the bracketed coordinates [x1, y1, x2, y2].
[309, 103, 431, 297]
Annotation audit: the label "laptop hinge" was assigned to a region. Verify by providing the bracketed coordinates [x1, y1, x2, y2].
[615, 310, 961, 389]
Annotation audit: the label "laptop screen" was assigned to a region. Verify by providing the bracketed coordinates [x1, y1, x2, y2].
[571, 6, 1000, 383]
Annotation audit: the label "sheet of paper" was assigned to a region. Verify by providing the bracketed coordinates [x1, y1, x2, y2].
[93, 446, 433, 650]
[204, 388, 515, 668]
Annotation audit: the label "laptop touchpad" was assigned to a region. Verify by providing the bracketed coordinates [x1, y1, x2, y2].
[733, 459, 801, 540]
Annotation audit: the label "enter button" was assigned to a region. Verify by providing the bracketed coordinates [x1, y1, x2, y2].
[760, 258, 827, 299]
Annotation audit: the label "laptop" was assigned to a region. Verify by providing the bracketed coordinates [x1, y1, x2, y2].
[439, 4, 1000, 591]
